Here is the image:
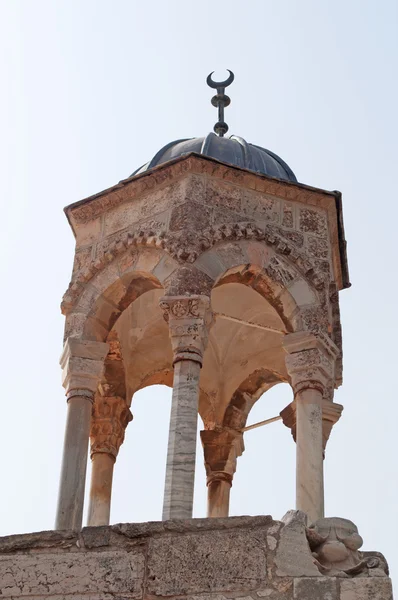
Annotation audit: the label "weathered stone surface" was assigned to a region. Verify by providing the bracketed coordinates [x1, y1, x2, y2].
[0, 517, 392, 599]
[298, 208, 327, 238]
[169, 201, 212, 232]
[340, 577, 393, 599]
[147, 529, 268, 595]
[0, 529, 77, 553]
[282, 203, 294, 228]
[275, 512, 320, 577]
[0, 550, 144, 598]
[293, 577, 338, 599]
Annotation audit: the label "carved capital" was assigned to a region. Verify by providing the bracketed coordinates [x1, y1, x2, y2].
[280, 398, 344, 451]
[90, 395, 133, 460]
[322, 400, 344, 450]
[60, 339, 109, 397]
[200, 429, 244, 486]
[283, 331, 339, 396]
[159, 295, 212, 365]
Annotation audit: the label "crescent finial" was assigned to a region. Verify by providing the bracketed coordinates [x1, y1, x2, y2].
[206, 70, 235, 90]
[206, 70, 235, 137]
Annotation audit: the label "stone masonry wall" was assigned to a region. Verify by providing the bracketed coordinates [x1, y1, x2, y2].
[0, 515, 392, 599]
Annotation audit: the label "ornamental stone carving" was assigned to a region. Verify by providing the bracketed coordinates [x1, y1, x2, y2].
[283, 331, 339, 395]
[90, 395, 132, 460]
[62, 221, 330, 313]
[306, 517, 389, 577]
[159, 295, 213, 365]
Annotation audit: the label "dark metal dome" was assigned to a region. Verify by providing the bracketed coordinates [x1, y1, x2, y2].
[131, 132, 297, 182]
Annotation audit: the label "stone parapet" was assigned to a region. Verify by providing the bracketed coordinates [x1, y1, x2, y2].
[0, 515, 392, 599]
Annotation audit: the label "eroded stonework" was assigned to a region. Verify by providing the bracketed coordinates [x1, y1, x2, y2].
[0, 516, 391, 600]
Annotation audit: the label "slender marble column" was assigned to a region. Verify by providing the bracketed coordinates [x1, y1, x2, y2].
[56, 391, 93, 530]
[295, 386, 324, 522]
[160, 295, 212, 520]
[207, 473, 232, 518]
[163, 358, 202, 519]
[283, 331, 339, 524]
[56, 339, 109, 530]
[87, 453, 115, 526]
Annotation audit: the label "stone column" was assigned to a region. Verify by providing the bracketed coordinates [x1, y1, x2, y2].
[200, 430, 244, 518]
[160, 296, 212, 520]
[283, 332, 339, 524]
[56, 339, 109, 530]
[87, 393, 132, 526]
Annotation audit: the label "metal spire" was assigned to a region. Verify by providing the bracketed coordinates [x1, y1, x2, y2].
[206, 70, 234, 137]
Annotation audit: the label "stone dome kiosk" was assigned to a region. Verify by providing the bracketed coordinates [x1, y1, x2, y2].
[0, 73, 392, 600]
[58, 148, 349, 529]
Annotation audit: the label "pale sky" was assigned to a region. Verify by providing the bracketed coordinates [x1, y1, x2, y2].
[0, 0, 397, 589]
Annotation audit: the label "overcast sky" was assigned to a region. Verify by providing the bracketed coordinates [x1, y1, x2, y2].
[0, 0, 397, 590]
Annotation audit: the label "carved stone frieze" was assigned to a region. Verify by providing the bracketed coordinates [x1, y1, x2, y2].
[90, 395, 132, 460]
[306, 517, 389, 577]
[283, 331, 339, 396]
[159, 295, 212, 365]
[61, 222, 330, 314]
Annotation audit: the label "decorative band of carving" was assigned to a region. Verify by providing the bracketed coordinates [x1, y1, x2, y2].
[90, 395, 133, 460]
[62, 222, 329, 315]
[284, 332, 338, 397]
[206, 471, 233, 487]
[66, 389, 95, 403]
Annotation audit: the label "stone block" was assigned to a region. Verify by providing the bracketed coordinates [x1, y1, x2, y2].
[307, 236, 329, 259]
[340, 577, 393, 600]
[282, 203, 294, 228]
[0, 549, 144, 598]
[75, 216, 102, 248]
[194, 250, 226, 280]
[241, 192, 280, 222]
[169, 201, 212, 232]
[298, 208, 327, 238]
[244, 240, 272, 269]
[73, 247, 93, 276]
[293, 577, 338, 599]
[216, 242, 250, 270]
[134, 247, 162, 273]
[287, 279, 316, 307]
[146, 529, 268, 596]
[61, 338, 109, 362]
[212, 206, 248, 224]
[153, 253, 179, 283]
[103, 187, 172, 237]
[206, 178, 244, 213]
[275, 512, 320, 577]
